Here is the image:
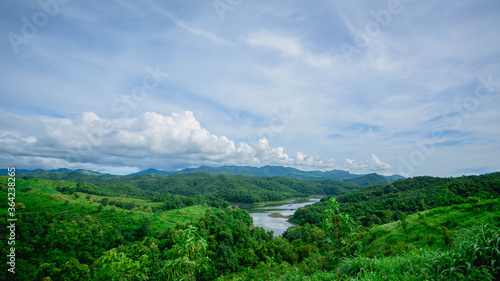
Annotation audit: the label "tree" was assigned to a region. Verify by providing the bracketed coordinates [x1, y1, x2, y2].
[59, 258, 91, 280]
[382, 210, 393, 223]
[161, 225, 210, 280]
[101, 198, 109, 207]
[322, 197, 358, 261]
[93, 249, 149, 280]
[370, 214, 381, 226]
[139, 218, 152, 238]
[213, 244, 237, 274]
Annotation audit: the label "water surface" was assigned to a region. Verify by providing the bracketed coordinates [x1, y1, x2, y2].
[247, 198, 322, 236]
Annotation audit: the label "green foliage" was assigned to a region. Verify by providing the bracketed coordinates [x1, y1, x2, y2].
[100, 197, 109, 206]
[426, 223, 500, 280]
[293, 172, 500, 226]
[24, 170, 370, 204]
[322, 197, 359, 264]
[1, 172, 499, 281]
[161, 225, 210, 280]
[360, 198, 500, 257]
[400, 212, 409, 233]
[93, 249, 150, 281]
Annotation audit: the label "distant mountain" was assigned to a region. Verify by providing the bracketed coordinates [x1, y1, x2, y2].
[387, 174, 406, 180]
[4, 165, 405, 188]
[176, 165, 402, 182]
[129, 168, 173, 176]
[0, 168, 100, 175]
[345, 173, 393, 187]
[0, 168, 33, 175]
[179, 165, 354, 179]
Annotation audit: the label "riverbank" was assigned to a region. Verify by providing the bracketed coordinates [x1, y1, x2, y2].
[247, 197, 323, 236]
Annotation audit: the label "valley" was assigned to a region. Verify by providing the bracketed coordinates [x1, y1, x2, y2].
[1, 169, 499, 280]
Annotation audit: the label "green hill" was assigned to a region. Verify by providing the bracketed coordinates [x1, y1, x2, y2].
[345, 173, 392, 187]
[20, 171, 366, 204]
[178, 165, 403, 181]
[292, 172, 500, 226]
[1, 172, 499, 280]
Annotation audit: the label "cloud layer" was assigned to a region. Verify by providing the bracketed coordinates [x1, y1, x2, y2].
[0, 110, 392, 173]
[1, 1, 499, 176]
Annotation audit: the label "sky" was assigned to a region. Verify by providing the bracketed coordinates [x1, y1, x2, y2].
[0, 0, 499, 177]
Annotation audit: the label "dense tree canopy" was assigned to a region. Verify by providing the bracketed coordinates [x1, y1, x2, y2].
[1, 172, 499, 280]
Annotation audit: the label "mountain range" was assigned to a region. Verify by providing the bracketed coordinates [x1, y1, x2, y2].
[130, 165, 405, 181]
[2, 165, 404, 182]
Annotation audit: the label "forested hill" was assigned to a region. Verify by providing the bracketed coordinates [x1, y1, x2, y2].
[3, 165, 405, 182]
[17, 170, 366, 204]
[293, 172, 500, 226]
[177, 165, 361, 179]
[173, 165, 404, 181]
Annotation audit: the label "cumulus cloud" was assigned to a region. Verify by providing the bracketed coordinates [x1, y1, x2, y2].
[1, 110, 368, 173]
[345, 154, 392, 174]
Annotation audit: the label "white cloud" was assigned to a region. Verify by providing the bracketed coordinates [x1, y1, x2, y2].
[0, 110, 362, 173]
[245, 30, 333, 68]
[154, 5, 232, 46]
[345, 153, 392, 174]
[2, 1, 499, 177]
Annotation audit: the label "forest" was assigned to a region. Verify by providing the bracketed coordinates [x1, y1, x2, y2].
[1, 170, 499, 280]
[20, 170, 378, 204]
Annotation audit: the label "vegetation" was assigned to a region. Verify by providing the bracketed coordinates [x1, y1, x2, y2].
[0, 171, 499, 280]
[293, 173, 500, 226]
[177, 165, 402, 180]
[21, 171, 368, 204]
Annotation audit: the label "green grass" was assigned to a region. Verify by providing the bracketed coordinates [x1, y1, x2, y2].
[361, 198, 500, 257]
[153, 205, 209, 229]
[1, 177, 209, 233]
[266, 223, 500, 281]
[71, 192, 163, 208]
[231, 198, 500, 281]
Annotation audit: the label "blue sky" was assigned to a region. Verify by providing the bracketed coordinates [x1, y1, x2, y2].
[1, 0, 499, 176]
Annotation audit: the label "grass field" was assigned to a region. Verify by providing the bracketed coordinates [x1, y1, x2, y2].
[361, 198, 500, 257]
[0, 176, 208, 233]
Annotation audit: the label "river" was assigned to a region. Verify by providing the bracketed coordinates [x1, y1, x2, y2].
[246, 197, 322, 236]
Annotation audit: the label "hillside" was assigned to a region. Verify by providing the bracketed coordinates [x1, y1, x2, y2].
[276, 199, 500, 280]
[1, 172, 499, 280]
[178, 165, 360, 179]
[293, 172, 500, 226]
[129, 168, 174, 176]
[177, 165, 405, 181]
[345, 173, 393, 187]
[17, 171, 365, 204]
[2, 165, 404, 182]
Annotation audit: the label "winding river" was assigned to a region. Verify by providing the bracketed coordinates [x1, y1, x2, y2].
[247, 197, 322, 236]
